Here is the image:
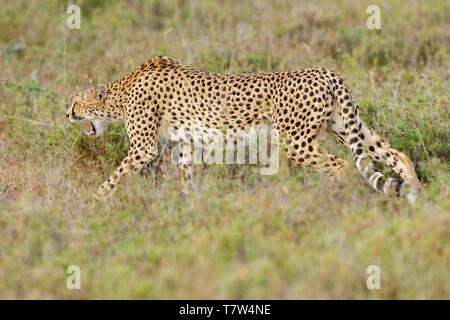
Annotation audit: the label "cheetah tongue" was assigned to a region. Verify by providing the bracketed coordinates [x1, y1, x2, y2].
[83, 122, 96, 136]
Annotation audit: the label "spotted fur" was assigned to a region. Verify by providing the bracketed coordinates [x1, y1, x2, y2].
[66, 56, 422, 201]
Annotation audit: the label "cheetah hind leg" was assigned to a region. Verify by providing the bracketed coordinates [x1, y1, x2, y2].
[175, 143, 196, 197]
[287, 138, 349, 181]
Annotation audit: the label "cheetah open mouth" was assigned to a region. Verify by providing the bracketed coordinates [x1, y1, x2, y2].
[83, 122, 96, 136]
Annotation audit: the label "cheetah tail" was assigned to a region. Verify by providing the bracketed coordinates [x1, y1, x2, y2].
[327, 72, 421, 202]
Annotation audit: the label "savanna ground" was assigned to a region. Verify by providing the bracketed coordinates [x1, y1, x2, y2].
[0, 0, 449, 299]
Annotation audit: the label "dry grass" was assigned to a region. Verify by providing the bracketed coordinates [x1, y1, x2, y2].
[0, 0, 448, 299]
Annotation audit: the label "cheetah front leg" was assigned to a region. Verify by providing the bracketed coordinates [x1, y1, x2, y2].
[94, 108, 160, 201]
[94, 144, 157, 201]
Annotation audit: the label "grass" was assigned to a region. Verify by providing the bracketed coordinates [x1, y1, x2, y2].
[0, 0, 449, 299]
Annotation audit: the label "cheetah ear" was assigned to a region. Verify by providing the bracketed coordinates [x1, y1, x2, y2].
[97, 84, 107, 100]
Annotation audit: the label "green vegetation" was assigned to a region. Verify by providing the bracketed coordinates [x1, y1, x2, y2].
[0, 0, 448, 299]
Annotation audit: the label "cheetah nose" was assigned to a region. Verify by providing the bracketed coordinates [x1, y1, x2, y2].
[65, 113, 69, 118]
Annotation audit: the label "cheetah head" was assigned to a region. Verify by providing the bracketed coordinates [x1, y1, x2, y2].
[65, 84, 121, 137]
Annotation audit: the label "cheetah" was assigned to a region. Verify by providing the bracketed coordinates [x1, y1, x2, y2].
[65, 56, 422, 202]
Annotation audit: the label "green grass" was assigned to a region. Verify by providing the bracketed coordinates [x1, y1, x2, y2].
[0, 0, 449, 299]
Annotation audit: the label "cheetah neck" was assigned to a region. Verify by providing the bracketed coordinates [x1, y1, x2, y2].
[104, 76, 133, 118]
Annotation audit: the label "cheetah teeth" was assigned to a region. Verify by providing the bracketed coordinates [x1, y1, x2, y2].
[84, 122, 96, 136]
